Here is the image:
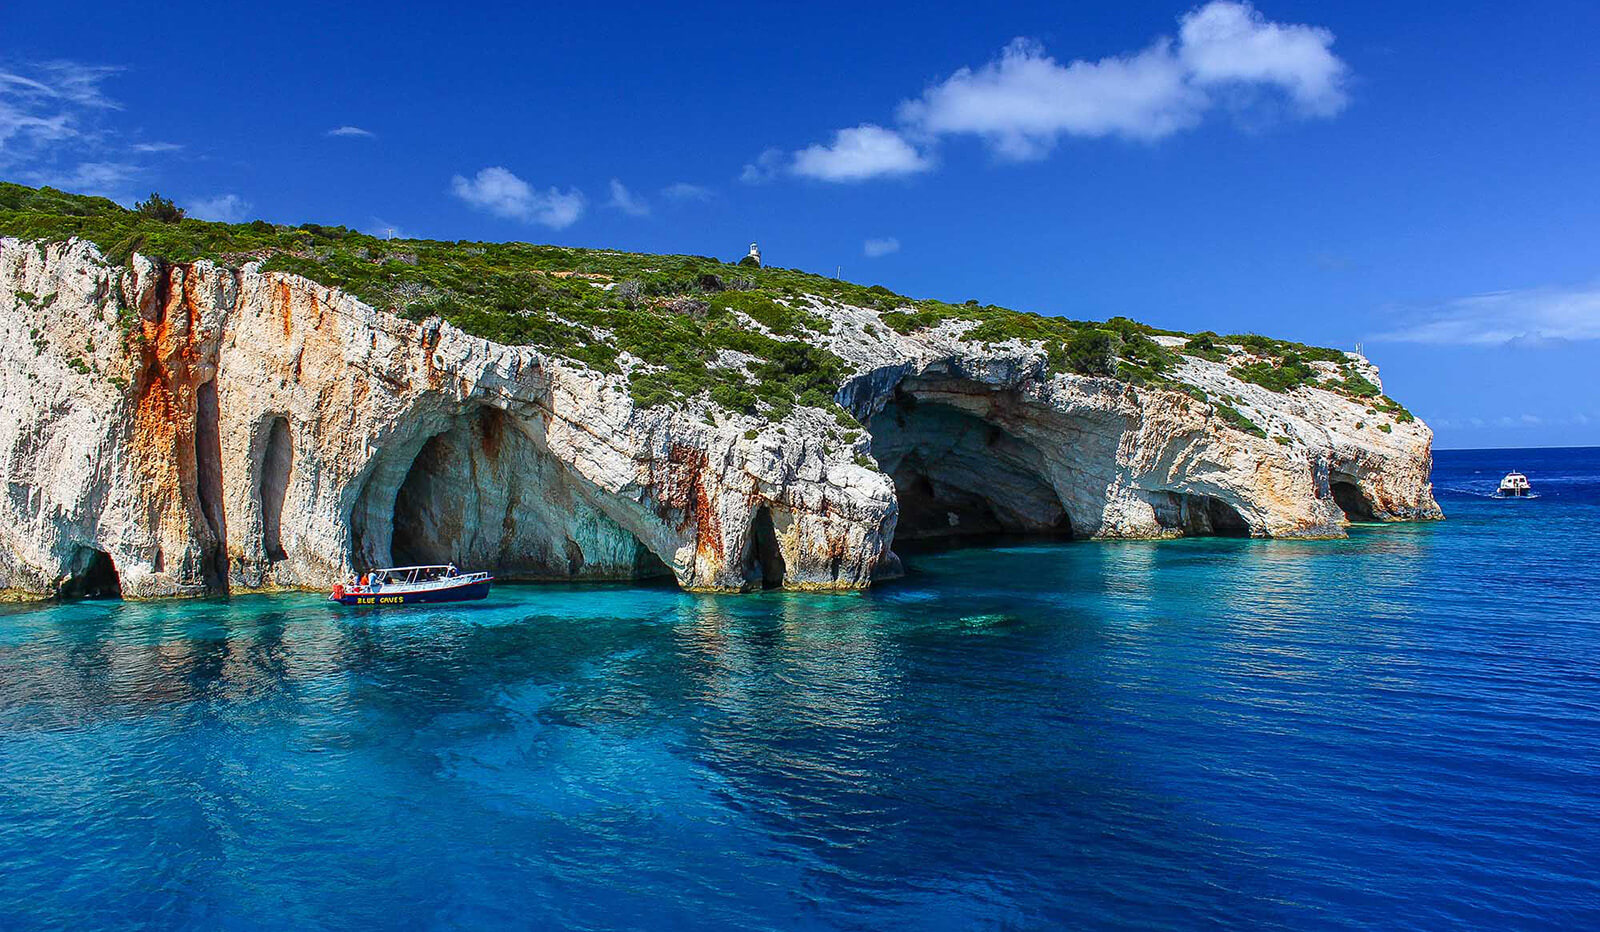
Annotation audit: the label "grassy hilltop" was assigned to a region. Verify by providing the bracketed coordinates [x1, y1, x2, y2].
[0, 182, 1403, 426]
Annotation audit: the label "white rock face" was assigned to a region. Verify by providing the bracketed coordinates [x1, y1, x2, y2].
[0, 238, 1440, 600]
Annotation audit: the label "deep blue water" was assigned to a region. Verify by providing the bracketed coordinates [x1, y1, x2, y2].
[2, 448, 1599, 931]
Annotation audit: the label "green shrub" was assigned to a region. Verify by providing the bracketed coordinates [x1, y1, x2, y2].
[1231, 352, 1317, 392]
[1062, 330, 1117, 377]
[1182, 331, 1227, 362]
[1215, 403, 1267, 438]
[1330, 369, 1380, 398]
[134, 193, 185, 223]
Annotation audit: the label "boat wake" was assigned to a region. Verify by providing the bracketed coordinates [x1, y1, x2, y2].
[1436, 485, 1540, 500]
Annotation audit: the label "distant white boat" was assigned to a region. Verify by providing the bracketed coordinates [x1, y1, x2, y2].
[1496, 471, 1532, 498]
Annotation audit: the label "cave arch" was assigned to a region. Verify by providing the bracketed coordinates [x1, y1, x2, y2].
[354, 406, 674, 581]
[61, 547, 121, 599]
[1331, 479, 1377, 523]
[1151, 491, 1252, 538]
[741, 506, 787, 589]
[867, 389, 1072, 548]
[257, 416, 293, 562]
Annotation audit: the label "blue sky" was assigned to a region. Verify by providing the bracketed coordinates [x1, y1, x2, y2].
[4, 0, 1598, 449]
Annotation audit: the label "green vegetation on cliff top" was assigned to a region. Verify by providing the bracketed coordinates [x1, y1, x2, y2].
[0, 182, 1399, 422]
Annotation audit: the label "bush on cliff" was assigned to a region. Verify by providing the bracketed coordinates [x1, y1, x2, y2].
[134, 193, 185, 223]
[1231, 352, 1318, 393]
[1060, 330, 1117, 377]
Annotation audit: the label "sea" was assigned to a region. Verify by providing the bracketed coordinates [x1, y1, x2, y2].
[1, 447, 1597, 931]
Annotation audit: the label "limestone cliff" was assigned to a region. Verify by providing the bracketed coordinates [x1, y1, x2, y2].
[0, 236, 1439, 600]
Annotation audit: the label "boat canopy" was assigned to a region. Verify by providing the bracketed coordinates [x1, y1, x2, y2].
[368, 565, 462, 583]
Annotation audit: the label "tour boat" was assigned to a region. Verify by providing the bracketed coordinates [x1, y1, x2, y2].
[1496, 471, 1532, 498]
[329, 564, 492, 606]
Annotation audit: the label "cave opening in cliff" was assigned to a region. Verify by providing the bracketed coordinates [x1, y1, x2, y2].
[1152, 492, 1252, 538]
[866, 391, 1072, 550]
[1331, 479, 1377, 523]
[741, 506, 787, 589]
[194, 379, 228, 588]
[257, 417, 293, 562]
[362, 407, 674, 581]
[390, 426, 473, 568]
[61, 547, 121, 599]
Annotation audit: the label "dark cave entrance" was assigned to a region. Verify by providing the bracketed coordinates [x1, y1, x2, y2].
[194, 379, 228, 588]
[867, 392, 1072, 550]
[742, 506, 787, 589]
[1202, 497, 1251, 537]
[1331, 479, 1377, 523]
[1151, 492, 1252, 538]
[61, 547, 122, 599]
[258, 417, 293, 562]
[391, 428, 466, 567]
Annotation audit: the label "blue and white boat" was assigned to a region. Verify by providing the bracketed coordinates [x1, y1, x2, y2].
[330, 564, 492, 606]
[1496, 471, 1532, 498]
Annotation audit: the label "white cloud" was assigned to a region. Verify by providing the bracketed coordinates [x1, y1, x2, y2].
[186, 193, 251, 223]
[776, 1, 1348, 176]
[130, 141, 183, 153]
[898, 38, 1201, 158]
[449, 166, 585, 229]
[739, 148, 785, 184]
[1374, 281, 1600, 346]
[661, 181, 713, 202]
[791, 124, 931, 182]
[863, 236, 901, 258]
[605, 178, 649, 216]
[1178, 1, 1348, 117]
[327, 125, 375, 138]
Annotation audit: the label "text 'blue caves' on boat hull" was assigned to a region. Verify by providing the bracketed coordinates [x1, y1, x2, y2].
[329, 565, 493, 606]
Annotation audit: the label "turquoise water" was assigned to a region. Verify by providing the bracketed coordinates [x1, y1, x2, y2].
[2, 447, 1598, 930]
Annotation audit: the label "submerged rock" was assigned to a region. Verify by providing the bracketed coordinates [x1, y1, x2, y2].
[0, 237, 1439, 600]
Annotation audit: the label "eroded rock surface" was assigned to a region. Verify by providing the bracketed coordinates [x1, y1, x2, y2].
[0, 238, 1440, 600]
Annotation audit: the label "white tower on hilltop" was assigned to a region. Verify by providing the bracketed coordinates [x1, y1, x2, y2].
[747, 242, 761, 267]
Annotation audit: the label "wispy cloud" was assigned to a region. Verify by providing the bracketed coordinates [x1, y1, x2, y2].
[1374, 281, 1600, 347]
[0, 61, 190, 199]
[761, 1, 1348, 181]
[27, 161, 140, 197]
[185, 193, 251, 223]
[1, 61, 122, 166]
[739, 148, 785, 184]
[327, 125, 375, 138]
[449, 166, 585, 229]
[863, 236, 901, 258]
[604, 178, 649, 216]
[660, 181, 713, 202]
